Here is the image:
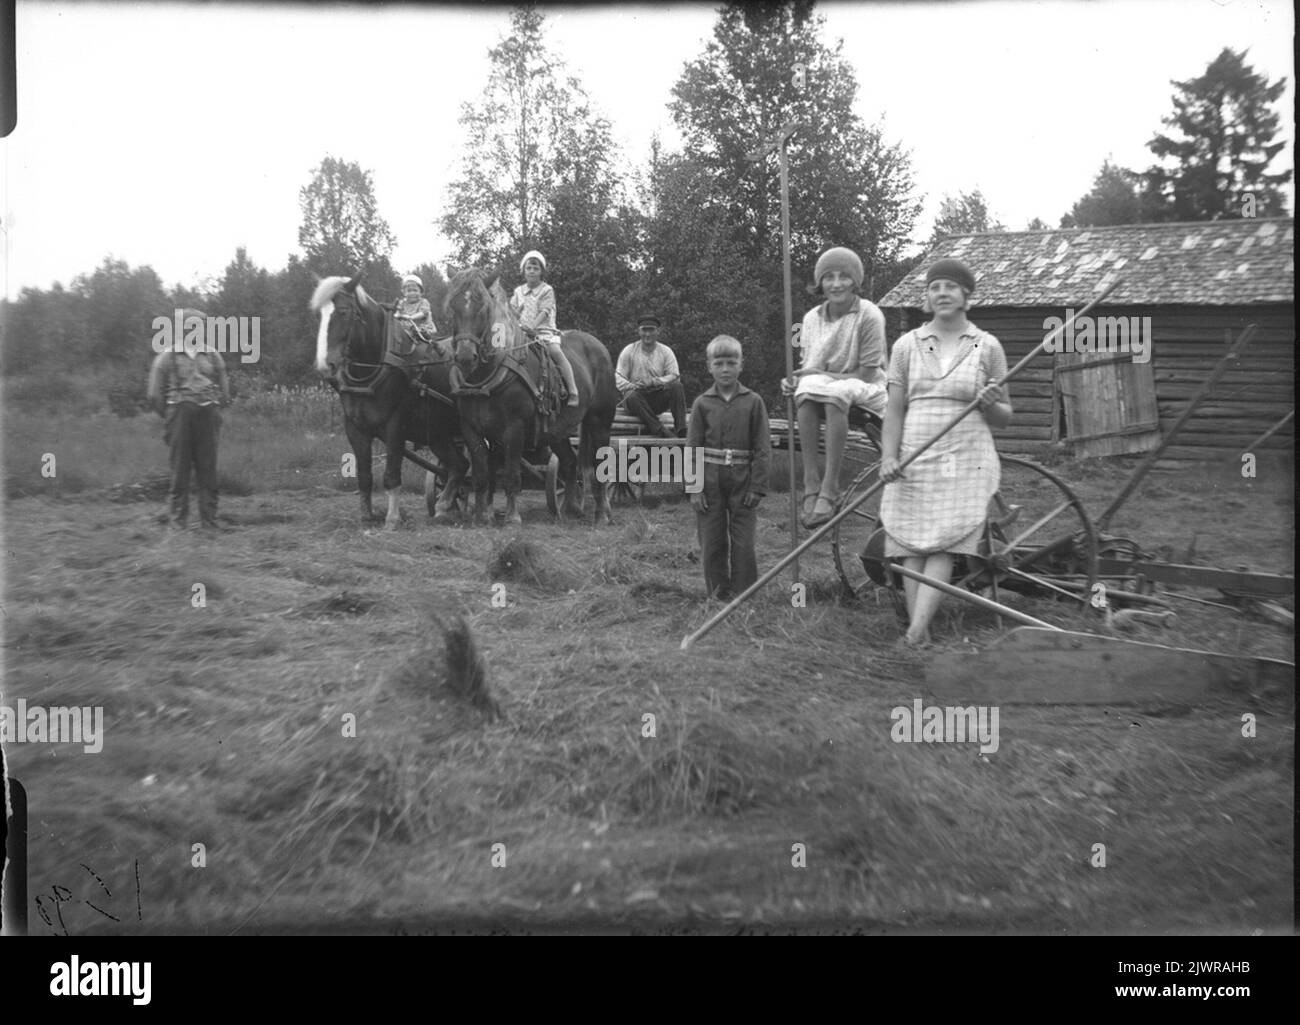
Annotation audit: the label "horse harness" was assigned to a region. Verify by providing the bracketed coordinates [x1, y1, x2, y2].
[449, 326, 568, 454]
[332, 295, 456, 410]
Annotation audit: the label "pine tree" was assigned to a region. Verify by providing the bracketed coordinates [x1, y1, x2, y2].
[1139, 48, 1291, 221]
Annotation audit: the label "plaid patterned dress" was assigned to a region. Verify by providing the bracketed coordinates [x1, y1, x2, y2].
[880, 324, 1007, 556]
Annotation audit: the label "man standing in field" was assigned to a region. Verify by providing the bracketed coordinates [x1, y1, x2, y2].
[616, 314, 688, 439]
[146, 308, 230, 531]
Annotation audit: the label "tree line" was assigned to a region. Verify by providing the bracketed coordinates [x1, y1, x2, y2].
[1, 3, 1289, 410]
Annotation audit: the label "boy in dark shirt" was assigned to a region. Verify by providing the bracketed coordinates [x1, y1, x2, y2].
[687, 335, 770, 600]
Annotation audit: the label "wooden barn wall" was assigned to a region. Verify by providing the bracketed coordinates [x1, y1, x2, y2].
[882, 304, 1295, 461]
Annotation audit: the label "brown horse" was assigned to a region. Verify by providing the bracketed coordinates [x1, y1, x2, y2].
[311, 274, 468, 529]
[444, 268, 616, 526]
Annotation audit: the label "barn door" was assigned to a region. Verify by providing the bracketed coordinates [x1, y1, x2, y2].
[1054, 350, 1160, 458]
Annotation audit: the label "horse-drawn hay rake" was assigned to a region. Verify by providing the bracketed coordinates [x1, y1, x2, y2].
[681, 287, 1294, 705]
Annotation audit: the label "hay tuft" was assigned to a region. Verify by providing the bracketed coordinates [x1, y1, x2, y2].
[487, 535, 581, 592]
[431, 612, 503, 722]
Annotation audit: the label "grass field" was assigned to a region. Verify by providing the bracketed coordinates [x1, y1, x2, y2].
[2, 380, 1293, 934]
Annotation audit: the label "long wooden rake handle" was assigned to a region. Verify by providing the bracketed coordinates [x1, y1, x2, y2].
[890, 563, 1058, 629]
[679, 278, 1124, 650]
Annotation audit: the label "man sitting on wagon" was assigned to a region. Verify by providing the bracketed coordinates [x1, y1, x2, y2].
[616, 314, 688, 439]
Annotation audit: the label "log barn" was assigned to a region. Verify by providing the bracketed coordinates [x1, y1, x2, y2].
[877, 218, 1294, 463]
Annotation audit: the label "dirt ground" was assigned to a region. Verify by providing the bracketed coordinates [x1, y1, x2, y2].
[1, 409, 1293, 934]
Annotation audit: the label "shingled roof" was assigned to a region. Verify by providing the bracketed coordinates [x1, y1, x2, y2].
[879, 218, 1294, 308]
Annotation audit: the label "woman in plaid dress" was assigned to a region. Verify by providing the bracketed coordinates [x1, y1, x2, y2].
[879, 259, 1012, 646]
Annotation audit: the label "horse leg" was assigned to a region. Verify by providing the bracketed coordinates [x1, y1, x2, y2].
[381, 417, 405, 531]
[430, 436, 467, 524]
[582, 428, 612, 527]
[582, 419, 614, 526]
[346, 418, 378, 523]
[462, 426, 491, 527]
[553, 436, 583, 522]
[502, 419, 525, 527]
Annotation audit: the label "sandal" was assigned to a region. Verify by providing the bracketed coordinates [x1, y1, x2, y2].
[799, 492, 819, 525]
[803, 493, 839, 528]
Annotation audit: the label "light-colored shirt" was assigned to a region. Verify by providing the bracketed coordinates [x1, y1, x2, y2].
[511, 282, 557, 336]
[615, 341, 680, 395]
[798, 297, 887, 384]
[395, 296, 436, 333]
[147, 349, 230, 407]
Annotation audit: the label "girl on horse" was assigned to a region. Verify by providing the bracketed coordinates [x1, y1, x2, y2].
[395, 273, 438, 343]
[511, 250, 580, 407]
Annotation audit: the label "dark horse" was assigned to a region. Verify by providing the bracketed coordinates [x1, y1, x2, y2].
[311, 274, 468, 529]
[444, 268, 617, 526]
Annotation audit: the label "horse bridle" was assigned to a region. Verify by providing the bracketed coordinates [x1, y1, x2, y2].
[330, 292, 457, 403]
[326, 291, 387, 391]
[448, 284, 503, 391]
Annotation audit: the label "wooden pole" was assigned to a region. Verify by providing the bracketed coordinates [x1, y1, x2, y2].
[890, 563, 1058, 630]
[680, 278, 1123, 650]
[778, 126, 799, 579]
[748, 121, 806, 580]
[1242, 408, 1294, 455]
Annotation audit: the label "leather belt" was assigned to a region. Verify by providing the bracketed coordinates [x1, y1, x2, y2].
[702, 447, 752, 466]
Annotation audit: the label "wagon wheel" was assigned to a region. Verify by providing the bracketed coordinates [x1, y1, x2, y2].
[958, 456, 1098, 602]
[544, 453, 585, 516]
[840, 413, 883, 491]
[830, 461, 887, 600]
[831, 455, 1098, 603]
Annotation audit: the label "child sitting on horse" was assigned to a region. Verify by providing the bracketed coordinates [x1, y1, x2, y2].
[395, 274, 438, 343]
[511, 250, 580, 407]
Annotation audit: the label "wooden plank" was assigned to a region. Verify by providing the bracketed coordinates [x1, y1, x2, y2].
[1094, 560, 1295, 595]
[1145, 443, 1297, 461]
[1155, 422, 1297, 442]
[1065, 420, 1160, 444]
[1055, 353, 1141, 373]
[1156, 383, 1295, 399]
[1157, 403, 1296, 419]
[925, 628, 1294, 706]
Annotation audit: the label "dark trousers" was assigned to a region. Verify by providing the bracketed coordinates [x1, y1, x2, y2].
[625, 382, 686, 436]
[696, 466, 758, 599]
[166, 402, 221, 526]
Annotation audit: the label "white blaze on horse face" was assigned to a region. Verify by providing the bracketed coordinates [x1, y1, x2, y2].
[315, 300, 335, 375]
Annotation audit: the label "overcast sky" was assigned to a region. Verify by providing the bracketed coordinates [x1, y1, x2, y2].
[1, 0, 1294, 298]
